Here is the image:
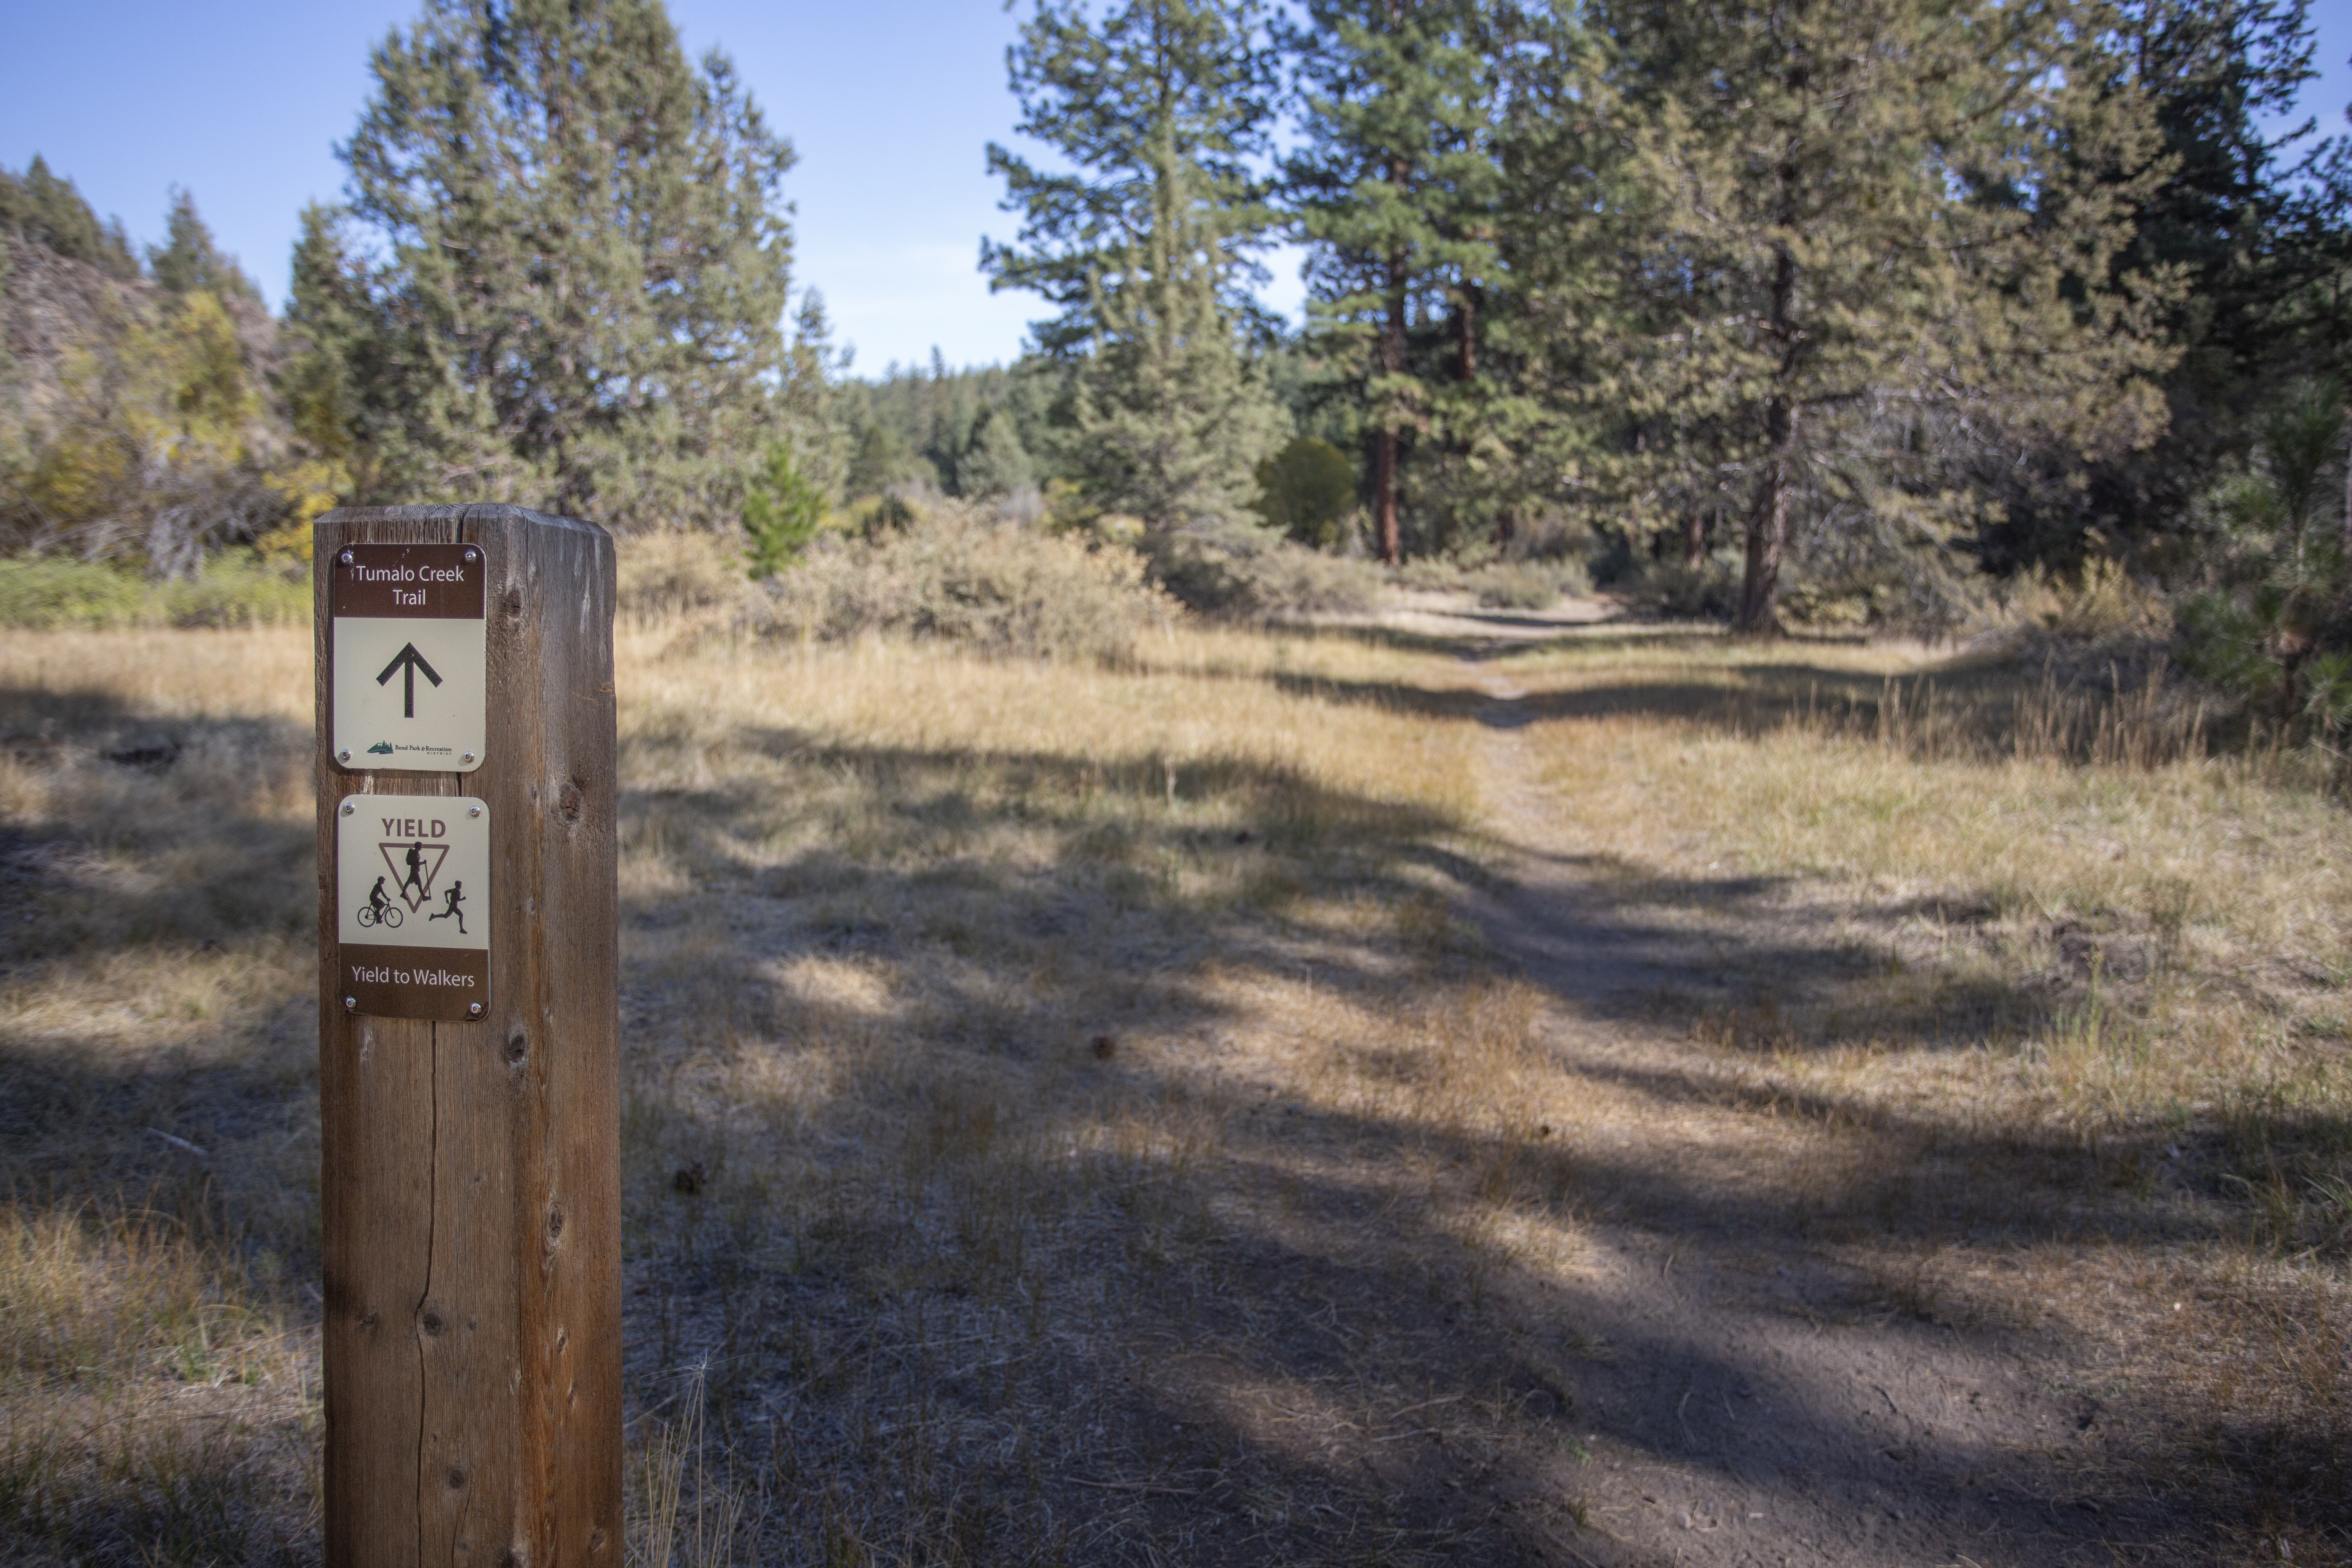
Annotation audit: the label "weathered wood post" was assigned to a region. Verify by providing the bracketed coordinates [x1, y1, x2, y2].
[314, 504, 621, 1566]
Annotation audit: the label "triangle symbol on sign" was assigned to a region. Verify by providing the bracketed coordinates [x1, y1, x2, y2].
[378, 842, 452, 913]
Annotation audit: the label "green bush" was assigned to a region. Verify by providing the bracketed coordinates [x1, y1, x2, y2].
[1254, 436, 1357, 548]
[0, 553, 308, 629]
[0, 555, 149, 627]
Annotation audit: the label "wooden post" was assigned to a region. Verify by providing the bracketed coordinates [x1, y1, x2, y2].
[314, 504, 621, 1567]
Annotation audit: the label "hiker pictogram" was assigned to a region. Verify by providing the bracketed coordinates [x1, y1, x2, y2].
[378, 839, 451, 912]
[376, 642, 443, 719]
[427, 880, 468, 935]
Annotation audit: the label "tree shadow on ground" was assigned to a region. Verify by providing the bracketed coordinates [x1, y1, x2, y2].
[605, 729, 2288, 1564]
[1, 677, 2316, 1566]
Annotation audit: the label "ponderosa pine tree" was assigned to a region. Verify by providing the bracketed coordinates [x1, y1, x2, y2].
[987, 0, 1287, 531]
[1283, 0, 1503, 564]
[2011, 0, 2352, 572]
[285, 0, 797, 530]
[1572, 0, 2178, 631]
[147, 191, 262, 304]
[1068, 166, 1289, 529]
[958, 404, 1036, 499]
[0, 157, 139, 281]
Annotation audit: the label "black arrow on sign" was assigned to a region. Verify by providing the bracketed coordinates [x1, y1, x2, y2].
[376, 642, 443, 719]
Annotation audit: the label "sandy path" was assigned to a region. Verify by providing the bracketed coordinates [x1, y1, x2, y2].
[1443, 637, 2193, 1567]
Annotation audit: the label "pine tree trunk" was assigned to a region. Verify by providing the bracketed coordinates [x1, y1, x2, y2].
[1375, 247, 1408, 566]
[1683, 508, 1706, 567]
[1737, 243, 1800, 635]
[1738, 438, 1790, 635]
[1375, 428, 1401, 566]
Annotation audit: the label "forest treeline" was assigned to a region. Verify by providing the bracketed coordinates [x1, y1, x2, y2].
[2, 0, 2350, 697]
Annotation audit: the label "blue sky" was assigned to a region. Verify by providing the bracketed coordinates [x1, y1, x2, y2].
[2, 0, 2345, 375]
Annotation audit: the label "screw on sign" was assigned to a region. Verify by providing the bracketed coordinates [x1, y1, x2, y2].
[315, 506, 619, 1568]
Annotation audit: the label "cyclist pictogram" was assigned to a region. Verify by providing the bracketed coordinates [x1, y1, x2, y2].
[356, 874, 403, 928]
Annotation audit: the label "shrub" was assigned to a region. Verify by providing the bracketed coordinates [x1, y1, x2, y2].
[0, 555, 149, 627]
[1613, 556, 1743, 620]
[0, 552, 308, 628]
[157, 554, 312, 626]
[755, 500, 1179, 661]
[1145, 527, 1379, 619]
[1253, 436, 1356, 548]
[1394, 558, 1464, 593]
[615, 530, 755, 624]
[1468, 559, 1590, 610]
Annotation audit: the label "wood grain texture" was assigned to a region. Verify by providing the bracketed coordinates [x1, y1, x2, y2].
[317, 506, 620, 1568]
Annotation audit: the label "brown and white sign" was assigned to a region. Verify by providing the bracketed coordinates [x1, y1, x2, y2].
[336, 795, 490, 1020]
[330, 543, 486, 773]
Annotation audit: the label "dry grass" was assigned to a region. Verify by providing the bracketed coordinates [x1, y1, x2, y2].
[3, 612, 2348, 1565]
[0, 630, 320, 1566]
[1497, 625, 2352, 1554]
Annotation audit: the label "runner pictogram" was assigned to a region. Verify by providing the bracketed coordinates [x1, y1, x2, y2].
[427, 880, 468, 935]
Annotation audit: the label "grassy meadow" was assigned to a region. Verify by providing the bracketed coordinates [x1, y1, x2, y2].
[1, 606, 2347, 1565]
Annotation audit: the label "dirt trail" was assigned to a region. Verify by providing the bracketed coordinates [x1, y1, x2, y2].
[1439, 631, 2193, 1567]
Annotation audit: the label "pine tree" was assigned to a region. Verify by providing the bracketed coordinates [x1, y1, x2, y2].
[147, 190, 262, 303]
[958, 405, 1035, 498]
[1571, 0, 2178, 630]
[1283, 0, 1503, 564]
[986, 0, 1281, 354]
[991, 0, 1289, 531]
[1074, 166, 1289, 530]
[2013, 0, 2352, 570]
[844, 420, 914, 499]
[0, 156, 139, 278]
[287, 0, 795, 530]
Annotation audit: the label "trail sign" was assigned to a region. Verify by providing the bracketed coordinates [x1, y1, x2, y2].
[314, 505, 620, 1568]
[335, 796, 490, 1020]
[331, 543, 486, 771]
